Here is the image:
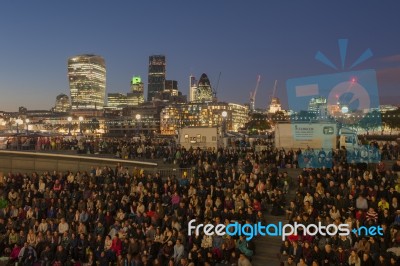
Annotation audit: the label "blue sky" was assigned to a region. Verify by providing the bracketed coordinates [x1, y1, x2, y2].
[0, 0, 399, 111]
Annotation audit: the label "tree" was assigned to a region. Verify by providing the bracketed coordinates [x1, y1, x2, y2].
[245, 113, 271, 135]
[358, 110, 381, 135]
[292, 111, 317, 121]
[270, 111, 287, 123]
[382, 109, 400, 134]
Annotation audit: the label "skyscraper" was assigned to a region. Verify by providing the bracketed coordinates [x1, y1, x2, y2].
[165, 80, 178, 96]
[148, 55, 166, 101]
[189, 75, 197, 102]
[68, 54, 106, 110]
[128, 75, 144, 106]
[194, 73, 213, 102]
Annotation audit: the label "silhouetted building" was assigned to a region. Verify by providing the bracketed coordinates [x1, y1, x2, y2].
[165, 80, 178, 96]
[148, 55, 166, 101]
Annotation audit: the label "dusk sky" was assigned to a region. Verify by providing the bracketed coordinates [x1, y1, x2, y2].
[1, 0, 400, 111]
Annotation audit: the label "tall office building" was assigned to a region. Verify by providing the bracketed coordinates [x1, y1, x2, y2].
[148, 55, 166, 101]
[309, 96, 328, 117]
[68, 54, 106, 110]
[107, 93, 128, 109]
[194, 73, 213, 102]
[165, 80, 179, 96]
[189, 75, 197, 102]
[128, 76, 145, 106]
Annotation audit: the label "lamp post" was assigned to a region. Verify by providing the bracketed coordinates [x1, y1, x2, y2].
[15, 118, 23, 134]
[79, 116, 84, 135]
[135, 114, 141, 136]
[25, 118, 30, 134]
[67, 116, 72, 135]
[221, 111, 228, 136]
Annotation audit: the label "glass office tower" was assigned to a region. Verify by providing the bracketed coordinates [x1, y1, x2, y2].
[68, 54, 106, 110]
[147, 55, 166, 101]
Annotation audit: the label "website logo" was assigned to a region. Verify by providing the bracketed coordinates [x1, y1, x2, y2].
[285, 39, 381, 168]
[188, 220, 383, 241]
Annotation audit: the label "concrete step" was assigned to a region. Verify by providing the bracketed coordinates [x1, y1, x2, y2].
[252, 168, 299, 266]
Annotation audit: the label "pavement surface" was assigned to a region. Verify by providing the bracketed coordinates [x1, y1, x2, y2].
[252, 167, 299, 266]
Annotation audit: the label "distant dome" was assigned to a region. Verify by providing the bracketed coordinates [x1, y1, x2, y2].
[271, 97, 280, 105]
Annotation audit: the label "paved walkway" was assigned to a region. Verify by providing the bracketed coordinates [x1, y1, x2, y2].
[252, 167, 299, 266]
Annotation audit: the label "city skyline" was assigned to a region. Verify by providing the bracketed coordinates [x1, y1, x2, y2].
[1, 1, 400, 111]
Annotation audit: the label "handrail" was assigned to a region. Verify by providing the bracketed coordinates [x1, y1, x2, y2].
[0, 150, 158, 167]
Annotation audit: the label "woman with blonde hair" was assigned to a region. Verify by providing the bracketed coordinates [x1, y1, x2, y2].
[329, 205, 341, 220]
[348, 249, 360, 266]
[316, 182, 324, 195]
[26, 229, 36, 246]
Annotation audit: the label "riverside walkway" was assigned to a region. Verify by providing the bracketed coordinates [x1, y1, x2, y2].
[252, 167, 299, 266]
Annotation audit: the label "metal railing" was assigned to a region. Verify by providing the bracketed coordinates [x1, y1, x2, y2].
[0, 151, 195, 181]
[0, 150, 158, 174]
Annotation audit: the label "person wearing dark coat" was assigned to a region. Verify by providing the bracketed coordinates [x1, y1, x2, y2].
[320, 244, 337, 266]
[53, 245, 68, 266]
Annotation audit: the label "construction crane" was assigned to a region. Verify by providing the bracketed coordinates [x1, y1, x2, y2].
[249, 75, 261, 112]
[213, 72, 222, 99]
[268, 80, 281, 113]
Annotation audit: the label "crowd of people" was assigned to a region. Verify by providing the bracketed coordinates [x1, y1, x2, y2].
[2, 134, 400, 168]
[1, 134, 400, 266]
[279, 159, 400, 266]
[0, 143, 298, 266]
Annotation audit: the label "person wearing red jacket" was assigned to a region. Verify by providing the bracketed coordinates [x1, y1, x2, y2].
[111, 234, 122, 257]
[9, 243, 21, 264]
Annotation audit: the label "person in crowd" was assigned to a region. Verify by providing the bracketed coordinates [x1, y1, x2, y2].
[0, 136, 398, 266]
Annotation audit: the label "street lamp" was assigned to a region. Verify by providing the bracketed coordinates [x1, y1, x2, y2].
[15, 118, 23, 134]
[25, 118, 30, 134]
[135, 114, 141, 135]
[67, 116, 72, 135]
[79, 116, 84, 135]
[221, 111, 228, 136]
